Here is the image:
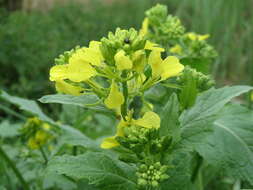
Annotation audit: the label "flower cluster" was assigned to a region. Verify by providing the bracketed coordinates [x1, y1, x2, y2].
[49, 27, 184, 135]
[21, 117, 52, 150]
[140, 4, 217, 72]
[49, 28, 184, 188]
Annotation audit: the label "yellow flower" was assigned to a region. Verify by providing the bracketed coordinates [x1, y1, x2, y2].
[55, 80, 83, 96]
[104, 81, 124, 110]
[114, 50, 133, 70]
[187, 32, 210, 41]
[27, 130, 49, 150]
[169, 44, 183, 55]
[28, 137, 39, 149]
[101, 111, 160, 149]
[148, 50, 184, 80]
[50, 51, 97, 83]
[140, 18, 149, 36]
[144, 40, 165, 52]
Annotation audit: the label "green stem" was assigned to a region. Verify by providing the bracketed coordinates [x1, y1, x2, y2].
[0, 103, 26, 121]
[121, 72, 128, 120]
[191, 154, 204, 190]
[0, 146, 30, 190]
[39, 146, 48, 164]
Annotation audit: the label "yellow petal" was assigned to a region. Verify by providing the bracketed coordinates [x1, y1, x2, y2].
[140, 18, 149, 36]
[198, 34, 210, 41]
[161, 56, 184, 80]
[187, 32, 210, 41]
[104, 81, 124, 110]
[100, 136, 119, 149]
[27, 137, 39, 149]
[49, 64, 68, 81]
[187, 32, 197, 41]
[100, 121, 125, 149]
[132, 50, 146, 73]
[55, 80, 83, 96]
[134, 111, 160, 129]
[68, 60, 96, 82]
[35, 130, 48, 142]
[81, 42, 104, 67]
[148, 50, 163, 78]
[144, 40, 165, 52]
[42, 123, 51, 130]
[114, 50, 133, 70]
[169, 44, 182, 55]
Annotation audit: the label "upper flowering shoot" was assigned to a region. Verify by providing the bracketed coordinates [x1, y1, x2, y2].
[49, 28, 184, 117]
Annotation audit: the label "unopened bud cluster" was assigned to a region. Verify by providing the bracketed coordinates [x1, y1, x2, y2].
[137, 162, 169, 188]
[21, 117, 52, 150]
[178, 66, 215, 92]
[117, 126, 152, 153]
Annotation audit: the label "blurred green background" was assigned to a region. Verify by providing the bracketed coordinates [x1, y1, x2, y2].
[0, 0, 252, 98]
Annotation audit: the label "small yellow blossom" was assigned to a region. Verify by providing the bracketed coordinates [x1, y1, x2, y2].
[148, 50, 184, 80]
[144, 40, 165, 52]
[50, 51, 97, 83]
[169, 44, 183, 55]
[187, 32, 210, 41]
[27, 130, 49, 150]
[104, 81, 124, 110]
[140, 18, 149, 36]
[114, 50, 133, 70]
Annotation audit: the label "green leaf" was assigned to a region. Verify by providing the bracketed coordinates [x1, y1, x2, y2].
[39, 94, 107, 112]
[196, 104, 253, 185]
[0, 90, 53, 123]
[160, 93, 180, 143]
[161, 151, 195, 190]
[179, 86, 253, 148]
[46, 152, 137, 190]
[43, 173, 77, 190]
[0, 90, 98, 151]
[59, 124, 100, 151]
[0, 120, 21, 138]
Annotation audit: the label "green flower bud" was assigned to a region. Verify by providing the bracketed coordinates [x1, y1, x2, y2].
[151, 180, 159, 187]
[138, 179, 148, 186]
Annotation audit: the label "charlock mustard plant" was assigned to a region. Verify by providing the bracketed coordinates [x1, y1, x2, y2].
[49, 27, 184, 188]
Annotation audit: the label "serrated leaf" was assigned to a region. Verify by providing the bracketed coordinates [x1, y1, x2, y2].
[0, 90, 53, 123]
[196, 104, 253, 185]
[160, 93, 180, 143]
[179, 86, 253, 148]
[39, 94, 107, 112]
[46, 152, 137, 190]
